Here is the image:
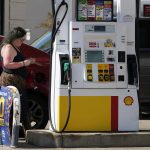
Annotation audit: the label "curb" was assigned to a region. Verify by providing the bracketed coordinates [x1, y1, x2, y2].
[26, 130, 150, 148]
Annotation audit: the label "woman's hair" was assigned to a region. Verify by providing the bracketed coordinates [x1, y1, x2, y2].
[1, 26, 26, 46]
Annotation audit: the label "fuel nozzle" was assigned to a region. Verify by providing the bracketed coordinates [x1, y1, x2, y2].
[63, 62, 70, 84]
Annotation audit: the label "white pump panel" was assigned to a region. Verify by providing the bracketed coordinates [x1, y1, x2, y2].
[70, 21, 128, 88]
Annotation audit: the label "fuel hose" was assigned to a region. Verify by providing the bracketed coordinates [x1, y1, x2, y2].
[49, 0, 71, 133]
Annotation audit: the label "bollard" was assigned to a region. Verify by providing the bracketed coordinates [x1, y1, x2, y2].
[10, 125, 20, 148]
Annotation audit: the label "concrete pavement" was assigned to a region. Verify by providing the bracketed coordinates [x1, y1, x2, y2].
[0, 120, 148, 149]
[1, 147, 150, 150]
[25, 120, 150, 148]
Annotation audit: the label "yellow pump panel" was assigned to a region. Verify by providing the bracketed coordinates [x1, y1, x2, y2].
[57, 96, 111, 131]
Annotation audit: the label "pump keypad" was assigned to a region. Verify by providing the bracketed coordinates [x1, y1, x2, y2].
[98, 64, 115, 82]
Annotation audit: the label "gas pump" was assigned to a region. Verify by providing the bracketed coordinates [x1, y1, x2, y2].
[49, 0, 139, 132]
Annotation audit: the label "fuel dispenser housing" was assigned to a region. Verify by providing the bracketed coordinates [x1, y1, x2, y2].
[50, 0, 139, 132]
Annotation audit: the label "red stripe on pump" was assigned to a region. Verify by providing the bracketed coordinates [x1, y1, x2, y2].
[111, 96, 118, 131]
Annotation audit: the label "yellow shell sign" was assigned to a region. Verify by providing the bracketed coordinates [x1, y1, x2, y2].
[124, 96, 134, 106]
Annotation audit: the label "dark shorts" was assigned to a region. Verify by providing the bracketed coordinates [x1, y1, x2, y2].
[0, 71, 26, 91]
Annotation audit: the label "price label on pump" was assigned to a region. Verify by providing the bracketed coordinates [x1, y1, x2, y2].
[77, 0, 113, 21]
[144, 5, 150, 17]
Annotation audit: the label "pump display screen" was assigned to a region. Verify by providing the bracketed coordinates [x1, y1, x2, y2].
[94, 26, 105, 32]
[85, 51, 104, 62]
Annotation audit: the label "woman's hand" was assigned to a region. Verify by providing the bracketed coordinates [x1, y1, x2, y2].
[24, 58, 36, 66]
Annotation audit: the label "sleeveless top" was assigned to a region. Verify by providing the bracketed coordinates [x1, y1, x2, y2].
[3, 44, 28, 79]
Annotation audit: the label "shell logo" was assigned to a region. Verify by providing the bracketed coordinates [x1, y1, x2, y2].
[124, 96, 134, 106]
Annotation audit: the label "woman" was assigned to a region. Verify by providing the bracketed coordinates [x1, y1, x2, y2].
[0, 26, 37, 135]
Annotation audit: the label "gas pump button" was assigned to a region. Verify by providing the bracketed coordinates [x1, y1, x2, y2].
[118, 75, 124, 81]
[98, 74, 103, 81]
[118, 51, 125, 62]
[88, 75, 93, 81]
[110, 75, 115, 81]
[104, 74, 110, 81]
